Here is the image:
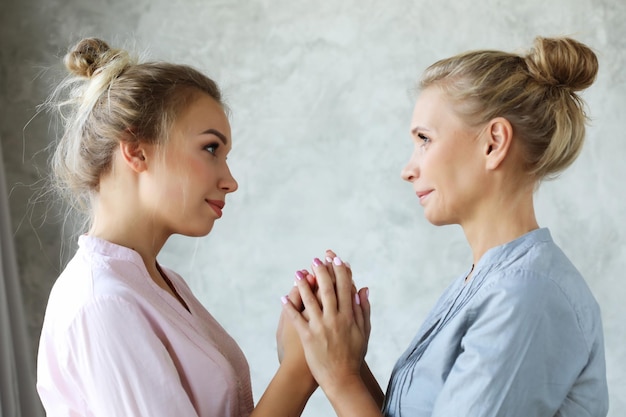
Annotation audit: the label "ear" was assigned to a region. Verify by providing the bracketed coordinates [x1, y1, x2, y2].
[484, 117, 514, 171]
[119, 140, 149, 173]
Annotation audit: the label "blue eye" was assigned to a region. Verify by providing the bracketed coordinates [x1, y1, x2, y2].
[417, 133, 431, 153]
[204, 143, 219, 155]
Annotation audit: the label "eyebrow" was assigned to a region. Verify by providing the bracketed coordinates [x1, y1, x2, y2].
[411, 126, 432, 136]
[201, 128, 229, 145]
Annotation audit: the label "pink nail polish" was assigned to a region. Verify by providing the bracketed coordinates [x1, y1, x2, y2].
[333, 256, 343, 266]
[281, 295, 288, 305]
[325, 256, 333, 263]
[355, 293, 361, 305]
[295, 271, 304, 281]
[313, 258, 323, 267]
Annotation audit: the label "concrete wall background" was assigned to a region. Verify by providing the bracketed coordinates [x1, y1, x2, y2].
[1, 0, 624, 415]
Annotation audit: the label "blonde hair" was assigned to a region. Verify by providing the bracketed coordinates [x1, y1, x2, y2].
[419, 36, 598, 180]
[46, 38, 223, 220]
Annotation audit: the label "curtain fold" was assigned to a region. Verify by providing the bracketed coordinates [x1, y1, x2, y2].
[0, 142, 44, 417]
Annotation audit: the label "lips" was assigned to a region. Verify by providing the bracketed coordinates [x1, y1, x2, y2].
[416, 190, 433, 203]
[206, 200, 225, 217]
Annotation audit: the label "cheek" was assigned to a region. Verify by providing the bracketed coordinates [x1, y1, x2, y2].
[168, 155, 206, 183]
[154, 159, 197, 201]
[423, 148, 476, 197]
[186, 157, 208, 176]
[421, 148, 452, 182]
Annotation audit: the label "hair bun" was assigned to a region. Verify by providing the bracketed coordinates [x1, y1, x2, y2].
[64, 38, 113, 78]
[524, 36, 598, 92]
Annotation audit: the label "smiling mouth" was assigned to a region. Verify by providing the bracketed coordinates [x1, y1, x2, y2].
[206, 200, 225, 217]
[416, 190, 433, 202]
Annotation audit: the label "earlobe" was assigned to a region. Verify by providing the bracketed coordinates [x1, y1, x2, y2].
[484, 117, 513, 170]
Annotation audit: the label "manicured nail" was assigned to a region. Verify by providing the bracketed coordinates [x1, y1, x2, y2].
[366, 288, 370, 299]
[313, 258, 323, 267]
[355, 293, 361, 305]
[345, 261, 351, 268]
[325, 256, 333, 263]
[333, 256, 343, 266]
[281, 295, 288, 305]
[295, 271, 304, 281]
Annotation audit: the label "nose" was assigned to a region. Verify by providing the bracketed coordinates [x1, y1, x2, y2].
[220, 164, 238, 193]
[401, 146, 420, 182]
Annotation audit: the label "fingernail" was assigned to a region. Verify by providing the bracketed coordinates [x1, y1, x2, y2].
[295, 271, 304, 281]
[313, 258, 323, 267]
[345, 261, 351, 268]
[325, 256, 333, 263]
[281, 295, 288, 305]
[366, 288, 370, 299]
[333, 256, 343, 266]
[355, 293, 361, 305]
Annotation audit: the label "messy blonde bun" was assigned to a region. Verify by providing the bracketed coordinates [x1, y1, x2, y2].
[63, 38, 122, 78]
[420, 36, 598, 180]
[46, 37, 223, 226]
[524, 37, 598, 92]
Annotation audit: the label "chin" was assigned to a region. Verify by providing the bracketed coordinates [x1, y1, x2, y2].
[424, 211, 453, 227]
[181, 223, 216, 237]
[198, 225, 215, 237]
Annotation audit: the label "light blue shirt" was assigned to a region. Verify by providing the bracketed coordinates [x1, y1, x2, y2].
[382, 228, 608, 417]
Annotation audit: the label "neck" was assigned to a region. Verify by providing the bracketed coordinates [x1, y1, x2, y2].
[89, 198, 169, 272]
[461, 186, 539, 267]
[87, 156, 185, 304]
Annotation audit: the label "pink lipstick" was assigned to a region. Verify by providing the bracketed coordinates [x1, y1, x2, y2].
[206, 200, 225, 217]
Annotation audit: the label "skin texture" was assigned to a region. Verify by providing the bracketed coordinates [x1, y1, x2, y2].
[402, 86, 490, 227]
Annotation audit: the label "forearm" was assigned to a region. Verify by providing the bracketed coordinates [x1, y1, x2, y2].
[361, 361, 384, 409]
[251, 364, 317, 417]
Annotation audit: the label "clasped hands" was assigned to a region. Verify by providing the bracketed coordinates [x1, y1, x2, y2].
[277, 250, 371, 397]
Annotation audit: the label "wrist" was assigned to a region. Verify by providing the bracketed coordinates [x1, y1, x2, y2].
[322, 373, 381, 417]
[278, 361, 318, 396]
[321, 371, 364, 403]
[254, 362, 317, 416]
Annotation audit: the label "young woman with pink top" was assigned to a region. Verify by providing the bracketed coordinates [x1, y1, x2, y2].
[36, 37, 330, 417]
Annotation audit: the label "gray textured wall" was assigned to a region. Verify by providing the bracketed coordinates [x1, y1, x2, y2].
[1, 0, 624, 415]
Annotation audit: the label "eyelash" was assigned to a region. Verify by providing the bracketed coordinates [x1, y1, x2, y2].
[204, 143, 219, 155]
[418, 133, 430, 144]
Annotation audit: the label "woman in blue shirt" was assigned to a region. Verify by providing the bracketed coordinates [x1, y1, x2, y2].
[282, 36, 609, 417]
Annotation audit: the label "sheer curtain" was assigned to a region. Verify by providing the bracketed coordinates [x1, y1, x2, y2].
[0, 143, 44, 417]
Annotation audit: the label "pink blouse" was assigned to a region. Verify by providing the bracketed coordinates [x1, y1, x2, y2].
[37, 235, 254, 416]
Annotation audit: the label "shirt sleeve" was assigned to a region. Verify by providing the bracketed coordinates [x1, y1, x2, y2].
[431, 271, 591, 417]
[53, 296, 200, 417]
